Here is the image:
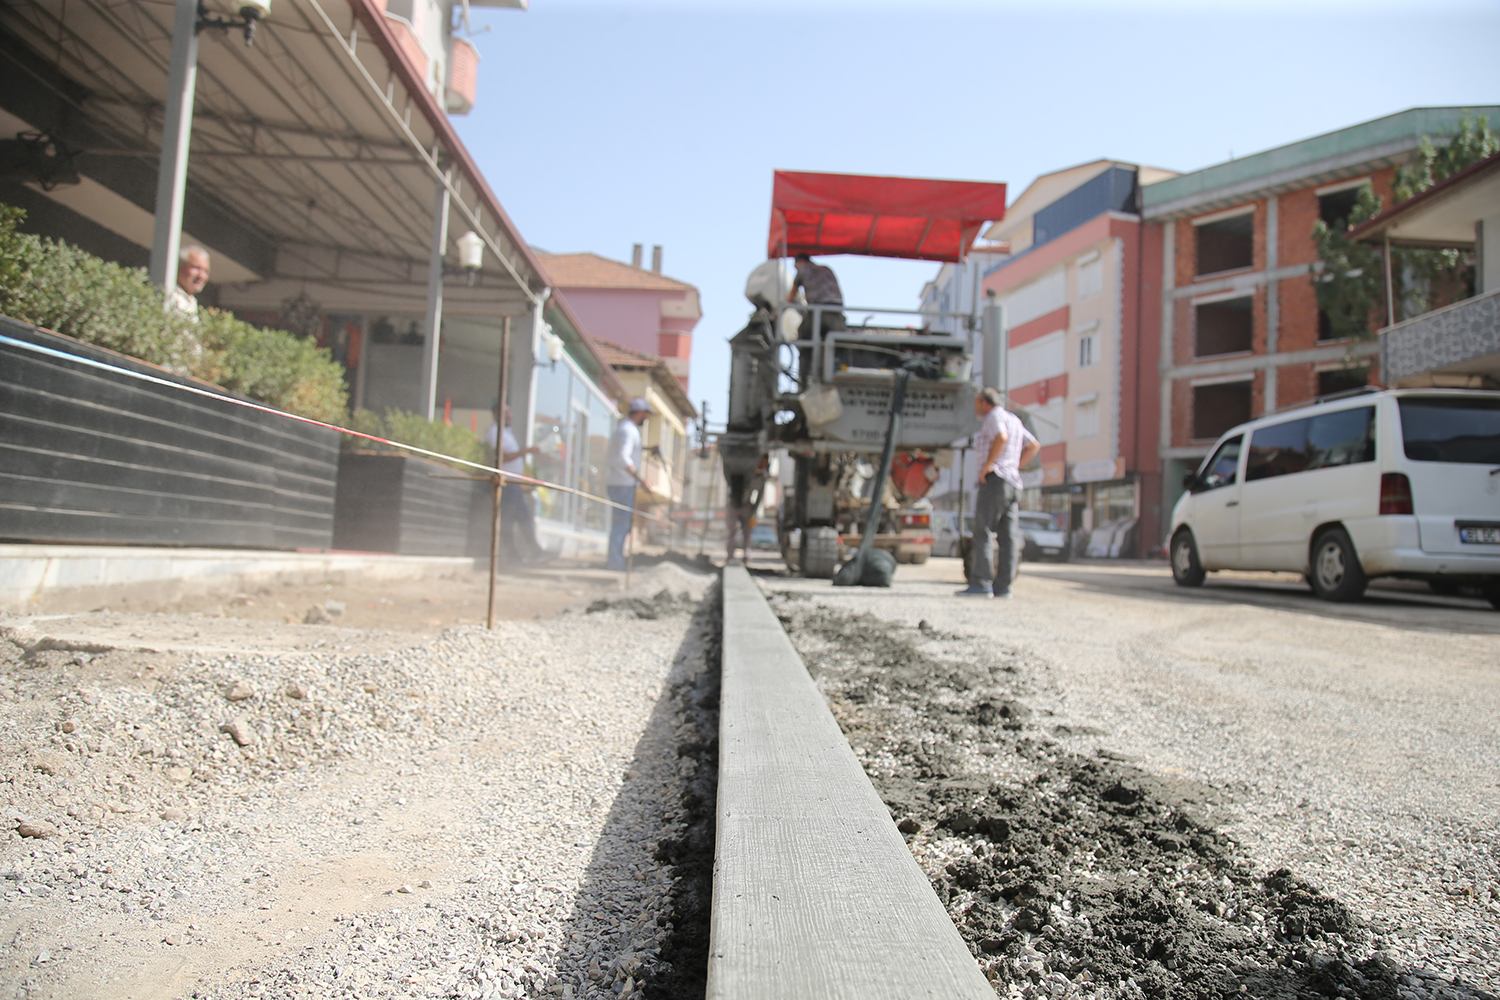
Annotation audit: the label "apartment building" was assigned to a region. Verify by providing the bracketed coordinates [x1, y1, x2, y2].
[1142, 106, 1500, 521]
[980, 160, 1177, 555]
[534, 247, 701, 391]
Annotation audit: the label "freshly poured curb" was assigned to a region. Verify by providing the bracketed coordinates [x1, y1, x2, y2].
[710, 564, 994, 999]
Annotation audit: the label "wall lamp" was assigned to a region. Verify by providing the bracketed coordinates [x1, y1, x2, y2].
[197, 0, 271, 46]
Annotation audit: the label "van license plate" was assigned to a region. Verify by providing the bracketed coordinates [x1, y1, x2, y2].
[1459, 526, 1500, 544]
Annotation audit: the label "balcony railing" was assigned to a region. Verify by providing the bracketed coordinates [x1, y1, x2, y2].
[1381, 287, 1500, 383]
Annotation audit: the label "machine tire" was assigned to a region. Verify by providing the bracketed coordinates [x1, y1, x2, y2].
[1170, 529, 1206, 588]
[802, 526, 839, 579]
[1309, 527, 1368, 602]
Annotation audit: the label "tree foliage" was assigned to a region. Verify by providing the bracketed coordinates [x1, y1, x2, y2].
[0, 203, 349, 423]
[1313, 116, 1497, 338]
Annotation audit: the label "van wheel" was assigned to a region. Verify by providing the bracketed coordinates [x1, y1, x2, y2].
[1310, 527, 1367, 602]
[1170, 530, 1205, 588]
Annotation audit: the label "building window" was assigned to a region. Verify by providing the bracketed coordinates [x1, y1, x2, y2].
[1079, 333, 1096, 368]
[1193, 381, 1252, 440]
[1317, 365, 1369, 398]
[1194, 295, 1253, 356]
[1076, 396, 1100, 438]
[1318, 185, 1366, 231]
[1077, 257, 1103, 300]
[1195, 212, 1254, 276]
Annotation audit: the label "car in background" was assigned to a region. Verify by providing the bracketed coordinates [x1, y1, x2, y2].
[749, 523, 780, 551]
[931, 511, 964, 557]
[1167, 388, 1500, 605]
[1019, 511, 1069, 562]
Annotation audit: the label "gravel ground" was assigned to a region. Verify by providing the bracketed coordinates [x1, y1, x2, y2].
[763, 558, 1500, 1000]
[0, 560, 717, 1000]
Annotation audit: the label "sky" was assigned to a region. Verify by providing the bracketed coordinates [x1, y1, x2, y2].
[452, 0, 1500, 427]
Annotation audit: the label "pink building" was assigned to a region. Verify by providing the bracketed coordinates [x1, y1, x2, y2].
[534, 248, 701, 390]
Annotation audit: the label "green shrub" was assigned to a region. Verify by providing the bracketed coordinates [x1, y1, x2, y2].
[0, 203, 348, 423]
[343, 408, 487, 470]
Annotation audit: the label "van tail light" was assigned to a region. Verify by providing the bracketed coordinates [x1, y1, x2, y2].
[1379, 473, 1413, 515]
[900, 513, 930, 529]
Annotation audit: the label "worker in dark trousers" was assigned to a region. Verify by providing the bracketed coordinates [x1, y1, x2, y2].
[957, 388, 1040, 599]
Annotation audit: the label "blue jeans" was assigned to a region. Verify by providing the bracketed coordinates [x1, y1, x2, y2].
[607, 485, 635, 569]
[971, 474, 1020, 593]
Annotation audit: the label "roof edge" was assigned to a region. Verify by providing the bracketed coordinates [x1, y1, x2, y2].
[345, 0, 551, 301]
[1348, 149, 1500, 245]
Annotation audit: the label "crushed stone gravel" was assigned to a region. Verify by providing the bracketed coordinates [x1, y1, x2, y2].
[0, 561, 715, 1000]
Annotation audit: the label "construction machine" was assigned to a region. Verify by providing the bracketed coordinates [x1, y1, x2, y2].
[720, 171, 1009, 578]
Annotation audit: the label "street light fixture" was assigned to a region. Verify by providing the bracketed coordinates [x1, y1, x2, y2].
[196, 0, 271, 46]
[456, 230, 484, 286]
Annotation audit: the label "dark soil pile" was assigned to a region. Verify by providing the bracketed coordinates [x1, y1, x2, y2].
[769, 594, 1494, 1000]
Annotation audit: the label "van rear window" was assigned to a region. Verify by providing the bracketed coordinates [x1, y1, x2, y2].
[1398, 397, 1500, 463]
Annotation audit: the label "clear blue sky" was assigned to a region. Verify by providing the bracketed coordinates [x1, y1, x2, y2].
[453, 0, 1500, 428]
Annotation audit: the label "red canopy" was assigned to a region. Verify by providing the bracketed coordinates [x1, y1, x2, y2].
[767, 170, 1007, 263]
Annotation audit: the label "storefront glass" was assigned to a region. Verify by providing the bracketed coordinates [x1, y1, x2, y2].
[584, 392, 617, 532]
[1092, 481, 1137, 527]
[532, 359, 573, 522]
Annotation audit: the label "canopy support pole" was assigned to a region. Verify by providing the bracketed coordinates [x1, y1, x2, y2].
[422, 169, 452, 421]
[148, 0, 200, 293]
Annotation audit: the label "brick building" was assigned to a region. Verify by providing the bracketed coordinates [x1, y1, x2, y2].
[979, 160, 1176, 555]
[1141, 106, 1500, 532]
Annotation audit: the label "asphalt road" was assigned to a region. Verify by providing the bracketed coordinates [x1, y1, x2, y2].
[756, 554, 1500, 990]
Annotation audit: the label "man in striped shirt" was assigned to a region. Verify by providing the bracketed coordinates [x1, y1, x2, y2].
[958, 387, 1040, 598]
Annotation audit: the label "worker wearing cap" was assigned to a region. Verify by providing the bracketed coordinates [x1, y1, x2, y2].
[607, 397, 652, 571]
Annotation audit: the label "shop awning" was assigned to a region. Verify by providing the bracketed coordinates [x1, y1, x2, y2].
[767, 170, 1007, 263]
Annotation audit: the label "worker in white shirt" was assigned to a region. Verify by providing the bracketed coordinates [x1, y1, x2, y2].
[606, 398, 652, 571]
[484, 402, 547, 564]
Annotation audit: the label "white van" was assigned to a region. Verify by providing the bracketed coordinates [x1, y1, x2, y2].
[1167, 388, 1500, 606]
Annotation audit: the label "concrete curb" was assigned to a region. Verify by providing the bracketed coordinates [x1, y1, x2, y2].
[710, 565, 994, 999]
[0, 545, 475, 614]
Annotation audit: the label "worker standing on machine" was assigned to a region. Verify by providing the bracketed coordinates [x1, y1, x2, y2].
[789, 253, 846, 340]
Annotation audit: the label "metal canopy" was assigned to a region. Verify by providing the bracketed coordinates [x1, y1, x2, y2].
[0, 0, 546, 317]
[767, 170, 1008, 263]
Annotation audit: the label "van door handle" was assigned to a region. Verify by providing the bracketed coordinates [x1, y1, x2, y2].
[1225, 501, 1239, 507]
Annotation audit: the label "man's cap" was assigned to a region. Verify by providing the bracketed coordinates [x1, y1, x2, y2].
[629, 397, 653, 413]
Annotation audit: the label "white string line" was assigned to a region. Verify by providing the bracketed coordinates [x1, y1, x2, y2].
[1, 332, 677, 525]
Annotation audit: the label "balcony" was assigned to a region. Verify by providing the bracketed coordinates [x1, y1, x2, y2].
[1381, 288, 1500, 386]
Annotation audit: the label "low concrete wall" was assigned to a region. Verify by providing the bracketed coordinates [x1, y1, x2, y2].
[710, 565, 993, 999]
[0, 544, 473, 614]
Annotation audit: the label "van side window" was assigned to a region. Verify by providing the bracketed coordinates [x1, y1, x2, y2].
[1198, 435, 1242, 490]
[1307, 406, 1375, 470]
[1246, 419, 1310, 481]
